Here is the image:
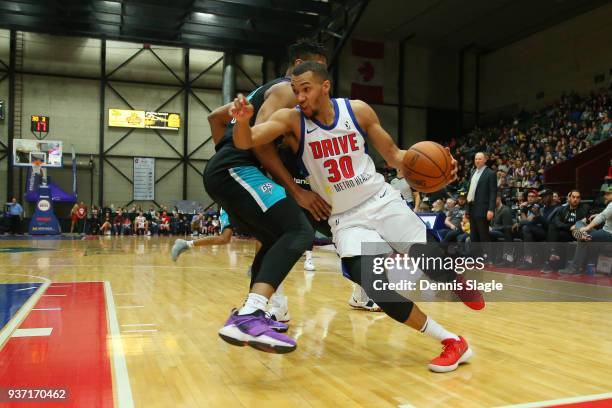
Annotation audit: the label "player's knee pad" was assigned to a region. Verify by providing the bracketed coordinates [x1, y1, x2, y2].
[356, 257, 416, 323]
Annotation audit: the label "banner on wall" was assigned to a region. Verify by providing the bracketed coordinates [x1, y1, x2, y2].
[350, 39, 385, 104]
[108, 109, 180, 130]
[133, 157, 155, 201]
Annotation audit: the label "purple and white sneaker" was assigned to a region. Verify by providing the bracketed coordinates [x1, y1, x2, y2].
[218, 309, 296, 354]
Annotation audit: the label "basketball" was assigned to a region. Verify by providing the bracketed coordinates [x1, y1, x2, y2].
[402, 141, 454, 193]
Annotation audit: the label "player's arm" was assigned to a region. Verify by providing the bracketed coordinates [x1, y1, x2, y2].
[231, 94, 294, 149]
[252, 86, 331, 220]
[351, 100, 458, 181]
[351, 100, 406, 169]
[253, 85, 304, 196]
[207, 102, 233, 145]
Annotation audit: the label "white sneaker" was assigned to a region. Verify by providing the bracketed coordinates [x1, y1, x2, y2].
[268, 293, 290, 322]
[304, 259, 316, 271]
[171, 239, 191, 262]
[348, 296, 382, 312]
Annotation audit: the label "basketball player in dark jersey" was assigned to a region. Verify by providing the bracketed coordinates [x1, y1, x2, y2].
[276, 142, 383, 312]
[204, 39, 331, 353]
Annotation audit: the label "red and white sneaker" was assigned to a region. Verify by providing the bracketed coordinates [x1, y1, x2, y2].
[428, 336, 472, 373]
[453, 275, 485, 310]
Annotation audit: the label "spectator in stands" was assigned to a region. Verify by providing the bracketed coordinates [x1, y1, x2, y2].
[69, 203, 79, 233]
[432, 199, 445, 213]
[170, 211, 181, 235]
[135, 212, 147, 236]
[490, 194, 513, 242]
[88, 205, 100, 235]
[541, 189, 590, 272]
[457, 214, 471, 254]
[490, 194, 514, 265]
[7, 197, 23, 235]
[191, 213, 203, 236]
[75, 201, 87, 234]
[113, 210, 124, 236]
[444, 198, 456, 215]
[181, 214, 191, 235]
[442, 192, 468, 246]
[516, 190, 560, 269]
[160, 211, 171, 235]
[417, 202, 431, 213]
[122, 216, 132, 235]
[210, 215, 220, 235]
[100, 213, 112, 235]
[560, 186, 612, 274]
[202, 216, 212, 235]
[150, 212, 160, 235]
[102, 203, 112, 219]
[552, 191, 561, 206]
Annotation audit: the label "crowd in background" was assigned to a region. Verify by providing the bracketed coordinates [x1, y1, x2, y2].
[72, 204, 223, 237]
[447, 88, 610, 199]
[379, 88, 612, 275]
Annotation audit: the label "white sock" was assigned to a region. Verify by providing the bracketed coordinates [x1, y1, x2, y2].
[420, 317, 459, 342]
[275, 283, 285, 297]
[305, 250, 313, 261]
[187, 240, 194, 248]
[238, 293, 268, 315]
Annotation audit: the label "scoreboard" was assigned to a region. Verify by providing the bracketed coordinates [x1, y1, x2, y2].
[31, 115, 50, 132]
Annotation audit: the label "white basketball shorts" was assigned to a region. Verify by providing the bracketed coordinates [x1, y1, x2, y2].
[329, 183, 427, 258]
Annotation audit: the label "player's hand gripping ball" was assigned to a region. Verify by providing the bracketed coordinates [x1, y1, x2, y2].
[402, 141, 456, 193]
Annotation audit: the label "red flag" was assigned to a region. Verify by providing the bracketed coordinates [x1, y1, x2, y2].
[350, 39, 384, 103]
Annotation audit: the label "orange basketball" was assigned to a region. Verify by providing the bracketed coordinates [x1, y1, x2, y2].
[402, 141, 454, 193]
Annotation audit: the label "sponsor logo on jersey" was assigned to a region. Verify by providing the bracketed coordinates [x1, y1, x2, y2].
[308, 133, 359, 159]
[261, 182, 274, 194]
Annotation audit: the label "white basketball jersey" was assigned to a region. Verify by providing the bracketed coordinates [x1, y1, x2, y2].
[298, 98, 386, 214]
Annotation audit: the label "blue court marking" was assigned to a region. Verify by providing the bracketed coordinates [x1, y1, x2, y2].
[0, 283, 43, 329]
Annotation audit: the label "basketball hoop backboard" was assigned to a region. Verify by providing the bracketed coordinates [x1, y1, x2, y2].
[13, 139, 63, 167]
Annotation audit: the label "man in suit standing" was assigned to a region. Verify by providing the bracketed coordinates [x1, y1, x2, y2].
[466, 152, 497, 247]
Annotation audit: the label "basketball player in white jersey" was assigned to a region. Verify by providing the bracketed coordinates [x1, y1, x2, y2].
[230, 61, 481, 372]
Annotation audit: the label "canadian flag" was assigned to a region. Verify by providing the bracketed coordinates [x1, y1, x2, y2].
[350, 39, 384, 103]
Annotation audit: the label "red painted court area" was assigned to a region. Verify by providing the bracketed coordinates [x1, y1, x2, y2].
[0, 282, 113, 407]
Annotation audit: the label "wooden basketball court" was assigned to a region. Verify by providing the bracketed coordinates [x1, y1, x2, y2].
[1, 236, 611, 407]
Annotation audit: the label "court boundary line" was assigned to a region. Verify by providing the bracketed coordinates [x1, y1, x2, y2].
[497, 392, 612, 407]
[104, 281, 135, 408]
[0, 273, 51, 350]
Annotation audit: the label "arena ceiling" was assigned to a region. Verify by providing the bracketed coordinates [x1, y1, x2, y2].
[354, 0, 611, 52]
[0, 0, 358, 56]
[0, 0, 608, 57]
